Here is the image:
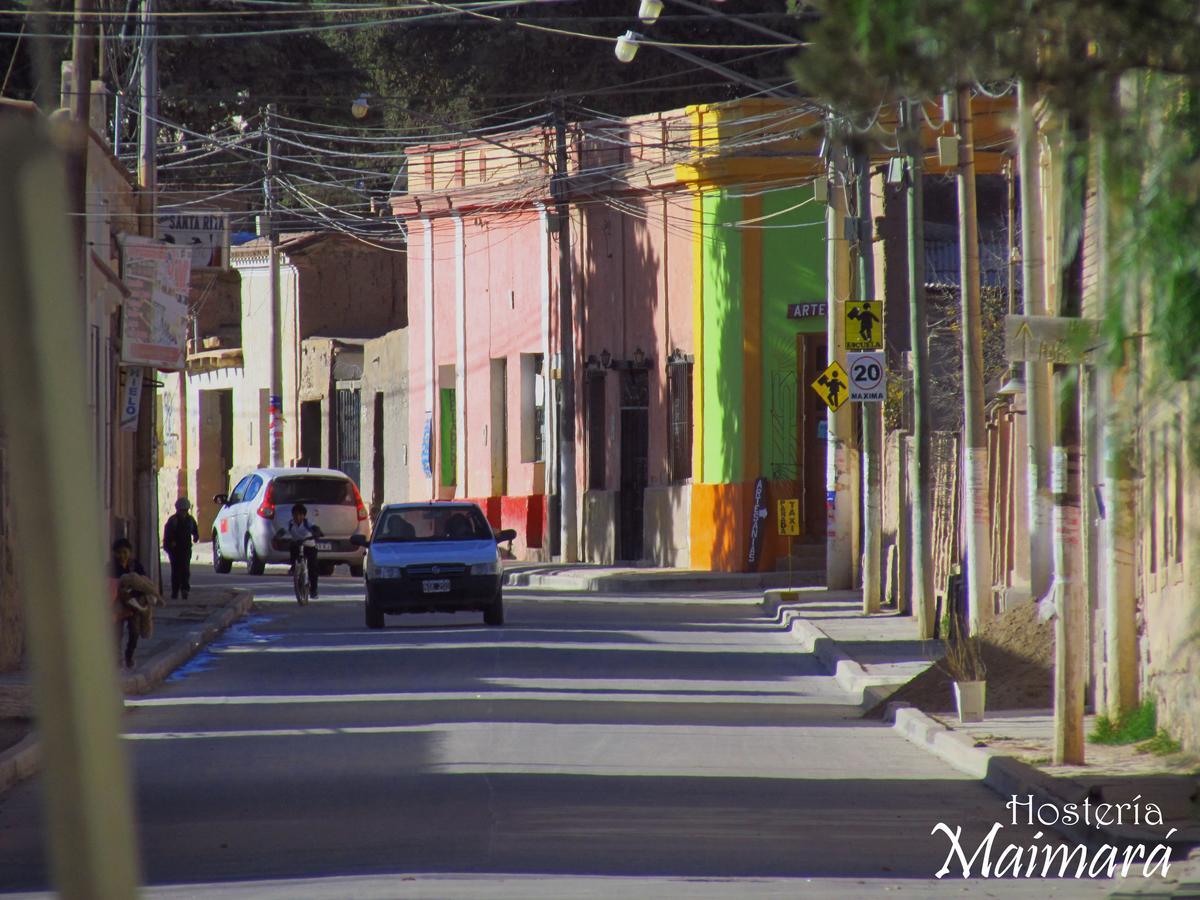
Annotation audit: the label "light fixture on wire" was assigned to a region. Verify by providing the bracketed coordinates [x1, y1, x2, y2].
[638, 0, 663, 24]
[615, 30, 640, 63]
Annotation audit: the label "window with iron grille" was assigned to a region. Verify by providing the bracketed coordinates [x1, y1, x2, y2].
[521, 353, 546, 464]
[667, 360, 693, 483]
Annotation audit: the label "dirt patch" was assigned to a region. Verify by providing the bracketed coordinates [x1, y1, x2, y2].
[866, 600, 1053, 717]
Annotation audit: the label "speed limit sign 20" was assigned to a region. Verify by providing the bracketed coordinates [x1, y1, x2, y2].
[847, 351, 885, 402]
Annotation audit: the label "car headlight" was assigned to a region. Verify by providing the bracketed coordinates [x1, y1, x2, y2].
[470, 561, 498, 576]
[373, 565, 403, 579]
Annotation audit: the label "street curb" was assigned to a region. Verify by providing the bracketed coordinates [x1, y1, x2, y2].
[120, 589, 255, 696]
[503, 569, 824, 594]
[763, 597, 914, 708]
[0, 588, 255, 798]
[886, 702, 1197, 861]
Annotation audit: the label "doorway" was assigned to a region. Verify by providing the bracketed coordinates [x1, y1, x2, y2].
[197, 388, 233, 535]
[618, 369, 649, 562]
[371, 392, 385, 512]
[797, 334, 828, 538]
[300, 401, 322, 467]
[334, 384, 361, 486]
[490, 359, 508, 497]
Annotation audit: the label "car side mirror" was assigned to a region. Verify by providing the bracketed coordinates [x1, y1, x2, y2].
[213, 494, 228, 506]
[496, 528, 517, 543]
[350, 533, 369, 548]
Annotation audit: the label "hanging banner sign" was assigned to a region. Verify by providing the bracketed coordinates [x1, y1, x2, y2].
[845, 300, 883, 351]
[119, 367, 143, 431]
[746, 477, 768, 568]
[119, 235, 192, 371]
[157, 210, 229, 270]
[847, 351, 886, 402]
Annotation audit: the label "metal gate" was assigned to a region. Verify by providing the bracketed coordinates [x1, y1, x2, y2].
[334, 385, 361, 486]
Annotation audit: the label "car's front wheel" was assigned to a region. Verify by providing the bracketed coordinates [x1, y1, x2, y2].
[212, 535, 232, 574]
[246, 537, 266, 576]
[365, 587, 385, 629]
[483, 593, 504, 627]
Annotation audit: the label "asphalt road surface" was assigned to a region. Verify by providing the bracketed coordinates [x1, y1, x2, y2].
[0, 563, 1115, 898]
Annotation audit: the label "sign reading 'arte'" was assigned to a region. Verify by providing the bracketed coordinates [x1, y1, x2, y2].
[787, 302, 827, 320]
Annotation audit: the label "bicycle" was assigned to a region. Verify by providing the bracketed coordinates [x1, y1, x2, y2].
[292, 537, 316, 605]
[278, 527, 321, 606]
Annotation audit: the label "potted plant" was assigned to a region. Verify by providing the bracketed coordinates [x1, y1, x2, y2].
[941, 631, 988, 723]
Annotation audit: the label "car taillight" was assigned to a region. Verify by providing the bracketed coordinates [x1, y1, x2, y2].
[352, 483, 368, 521]
[257, 482, 275, 518]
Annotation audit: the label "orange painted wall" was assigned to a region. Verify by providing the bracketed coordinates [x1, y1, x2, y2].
[690, 478, 807, 572]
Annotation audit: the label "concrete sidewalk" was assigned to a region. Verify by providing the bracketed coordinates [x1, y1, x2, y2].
[0, 584, 254, 796]
[759, 590, 1200, 896]
[502, 562, 822, 593]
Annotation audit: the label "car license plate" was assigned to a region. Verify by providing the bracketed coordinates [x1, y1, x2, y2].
[316, 541, 332, 551]
[422, 579, 450, 593]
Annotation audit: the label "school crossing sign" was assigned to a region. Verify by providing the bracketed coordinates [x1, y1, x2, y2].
[811, 360, 850, 412]
[845, 300, 882, 351]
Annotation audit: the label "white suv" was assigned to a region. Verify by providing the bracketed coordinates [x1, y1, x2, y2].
[211, 467, 369, 576]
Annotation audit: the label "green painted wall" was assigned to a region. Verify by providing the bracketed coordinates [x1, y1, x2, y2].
[701, 189, 743, 484]
[439, 388, 456, 487]
[760, 185, 828, 477]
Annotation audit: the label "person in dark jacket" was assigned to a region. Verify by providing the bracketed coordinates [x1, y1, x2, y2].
[162, 497, 200, 599]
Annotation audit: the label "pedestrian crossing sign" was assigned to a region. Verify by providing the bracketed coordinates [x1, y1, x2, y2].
[777, 499, 800, 536]
[811, 360, 849, 412]
[845, 300, 882, 351]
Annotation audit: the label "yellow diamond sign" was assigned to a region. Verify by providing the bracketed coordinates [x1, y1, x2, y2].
[811, 360, 849, 412]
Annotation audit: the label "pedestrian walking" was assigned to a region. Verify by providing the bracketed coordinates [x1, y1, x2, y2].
[110, 538, 159, 669]
[162, 497, 200, 599]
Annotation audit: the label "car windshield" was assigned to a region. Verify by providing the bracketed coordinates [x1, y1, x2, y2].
[375, 507, 493, 542]
[271, 477, 355, 505]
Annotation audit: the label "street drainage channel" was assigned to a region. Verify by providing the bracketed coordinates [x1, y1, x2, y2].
[165, 615, 279, 683]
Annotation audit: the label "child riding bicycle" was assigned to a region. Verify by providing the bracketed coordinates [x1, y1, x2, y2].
[277, 503, 322, 599]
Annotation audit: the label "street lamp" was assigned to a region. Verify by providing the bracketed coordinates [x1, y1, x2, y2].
[613, 29, 796, 101]
[638, 0, 663, 24]
[615, 30, 640, 63]
[351, 94, 370, 119]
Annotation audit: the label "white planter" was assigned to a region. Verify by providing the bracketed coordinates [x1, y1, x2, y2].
[953, 680, 986, 723]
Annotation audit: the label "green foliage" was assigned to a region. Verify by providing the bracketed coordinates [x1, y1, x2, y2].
[1137, 730, 1184, 756]
[1089, 701, 1157, 744]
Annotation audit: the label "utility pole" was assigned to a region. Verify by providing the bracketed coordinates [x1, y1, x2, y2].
[953, 86, 993, 633]
[265, 103, 284, 466]
[854, 148, 881, 614]
[1017, 80, 1053, 607]
[825, 158, 855, 590]
[902, 100, 935, 639]
[1099, 91, 1137, 717]
[1053, 119, 1090, 766]
[553, 109, 578, 562]
[135, 0, 159, 584]
[0, 116, 140, 900]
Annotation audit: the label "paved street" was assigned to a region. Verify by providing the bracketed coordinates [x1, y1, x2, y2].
[0, 565, 1111, 897]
